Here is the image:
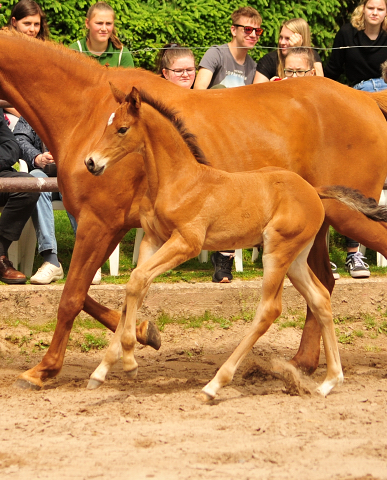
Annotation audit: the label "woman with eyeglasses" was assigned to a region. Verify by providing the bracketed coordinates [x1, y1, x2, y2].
[324, 0, 387, 280]
[70, 1, 133, 68]
[155, 43, 196, 89]
[254, 18, 323, 83]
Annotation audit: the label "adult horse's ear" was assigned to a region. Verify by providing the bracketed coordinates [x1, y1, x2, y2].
[126, 87, 141, 111]
[109, 82, 126, 104]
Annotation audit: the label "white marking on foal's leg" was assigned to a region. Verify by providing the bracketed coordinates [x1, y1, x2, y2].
[316, 372, 344, 397]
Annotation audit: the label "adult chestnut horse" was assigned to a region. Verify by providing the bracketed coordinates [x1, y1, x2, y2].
[85, 86, 387, 397]
[1, 32, 387, 389]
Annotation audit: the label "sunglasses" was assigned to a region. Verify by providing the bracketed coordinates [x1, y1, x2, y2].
[233, 24, 264, 36]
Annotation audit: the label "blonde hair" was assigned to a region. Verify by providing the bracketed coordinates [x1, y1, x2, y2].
[277, 18, 313, 79]
[351, 0, 387, 31]
[86, 1, 123, 49]
[381, 59, 387, 81]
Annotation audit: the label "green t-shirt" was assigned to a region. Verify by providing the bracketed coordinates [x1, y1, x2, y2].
[69, 37, 134, 68]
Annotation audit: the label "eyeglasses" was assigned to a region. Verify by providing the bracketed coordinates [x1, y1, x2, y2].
[233, 25, 264, 36]
[283, 69, 312, 77]
[164, 67, 196, 76]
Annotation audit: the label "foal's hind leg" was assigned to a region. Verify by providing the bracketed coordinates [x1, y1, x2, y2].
[287, 244, 343, 396]
[202, 255, 289, 400]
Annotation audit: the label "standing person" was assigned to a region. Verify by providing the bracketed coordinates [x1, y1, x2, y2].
[324, 0, 387, 279]
[69, 1, 134, 68]
[155, 43, 196, 89]
[194, 6, 262, 90]
[194, 6, 262, 282]
[254, 18, 323, 83]
[0, 112, 39, 284]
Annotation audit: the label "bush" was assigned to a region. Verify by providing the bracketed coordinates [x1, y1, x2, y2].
[0, 0, 354, 68]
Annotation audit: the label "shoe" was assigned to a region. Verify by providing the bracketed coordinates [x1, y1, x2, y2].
[91, 267, 102, 285]
[30, 262, 64, 285]
[345, 252, 370, 279]
[330, 262, 340, 280]
[0, 255, 26, 284]
[211, 251, 234, 283]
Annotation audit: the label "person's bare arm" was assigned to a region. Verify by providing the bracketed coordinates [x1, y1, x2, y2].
[314, 62, 324, 77]
[194, 68, 214, 89]
[253, 71, 269, 83]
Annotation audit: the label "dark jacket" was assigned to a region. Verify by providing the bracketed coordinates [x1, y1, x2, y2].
[13, 116, 44, 171]
[0, 110, 21, 172]
[325, 23, 387, 85]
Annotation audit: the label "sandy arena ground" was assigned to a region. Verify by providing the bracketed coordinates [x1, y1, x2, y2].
[1, 279, 387, 480]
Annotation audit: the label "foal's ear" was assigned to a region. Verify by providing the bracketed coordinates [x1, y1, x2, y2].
[109, 82, 126, 104]
[126, 87, 141, 111]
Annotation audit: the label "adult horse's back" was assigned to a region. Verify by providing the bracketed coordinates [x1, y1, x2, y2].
[1, 32, 387, 388]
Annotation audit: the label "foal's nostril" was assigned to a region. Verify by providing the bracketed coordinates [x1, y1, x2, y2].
[85, 157, 95, 171]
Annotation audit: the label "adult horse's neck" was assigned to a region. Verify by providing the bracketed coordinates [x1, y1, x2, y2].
[139, 102, 206, 201]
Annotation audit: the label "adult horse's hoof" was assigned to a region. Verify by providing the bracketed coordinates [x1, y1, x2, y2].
[13, 378, 42, 391]
[136, 320, 161, 350]
[200, 387, 215, 402]
[87, 378, 104, 390]
[124, 367, 138, 379]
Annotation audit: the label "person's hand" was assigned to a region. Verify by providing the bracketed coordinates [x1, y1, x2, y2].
[289, 33, 303, 48]
[34, 152, 54, 168]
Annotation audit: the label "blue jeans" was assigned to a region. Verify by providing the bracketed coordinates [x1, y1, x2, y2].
[353, 77, 387, 92]
[30, 169, 77, 254]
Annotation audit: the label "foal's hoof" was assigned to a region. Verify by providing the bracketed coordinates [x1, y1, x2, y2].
[200, 387, 215, 402]
[87, 378, 104, 390]
[124, 367, 138, 380]
[13, 378, 42, 391]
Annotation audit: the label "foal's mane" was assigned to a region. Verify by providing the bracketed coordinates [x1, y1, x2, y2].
[139, 91, 210, 166]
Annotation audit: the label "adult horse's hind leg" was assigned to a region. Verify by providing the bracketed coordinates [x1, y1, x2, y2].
[287, 244, 343, 396]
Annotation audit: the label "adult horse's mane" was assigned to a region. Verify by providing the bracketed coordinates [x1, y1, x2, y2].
[139, 90, 210, 166]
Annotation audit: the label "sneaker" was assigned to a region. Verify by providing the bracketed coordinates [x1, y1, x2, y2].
[211, 252, 234, 283]
[91, 267, 102, 285]
[345, 252, 370, 279]
[30, 262, 64, 285]
[330, 262, 340, 280]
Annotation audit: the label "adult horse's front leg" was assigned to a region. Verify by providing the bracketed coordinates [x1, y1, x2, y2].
[289, 223, 332, 374]
[88, 232, 199, 388]
[14, 218, 158, 390]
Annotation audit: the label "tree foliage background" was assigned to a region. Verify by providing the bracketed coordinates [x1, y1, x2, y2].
[0, 0, 357, 69]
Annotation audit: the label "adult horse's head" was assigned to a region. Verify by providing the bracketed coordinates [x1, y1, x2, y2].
[85, 83, 142, 176]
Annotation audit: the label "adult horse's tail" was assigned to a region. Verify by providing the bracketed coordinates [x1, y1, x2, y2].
[317, 186, 387, 222]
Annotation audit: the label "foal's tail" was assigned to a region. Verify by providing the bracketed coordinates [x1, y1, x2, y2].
[317, 185, 387, 222]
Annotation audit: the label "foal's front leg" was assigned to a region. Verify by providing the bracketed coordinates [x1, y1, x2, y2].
[88, 232, 198, 388]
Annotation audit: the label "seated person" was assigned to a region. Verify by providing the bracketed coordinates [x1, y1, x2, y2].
[254, 18, 323, 83]
[0, 110, 39, 284]
[13, 117, 72, 284]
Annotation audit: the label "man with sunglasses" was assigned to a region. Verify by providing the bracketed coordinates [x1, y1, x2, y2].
[194, 6, 262, 283]
[194, 6, 262, 90]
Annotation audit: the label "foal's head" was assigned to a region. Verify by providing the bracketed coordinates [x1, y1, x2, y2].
[85, 84, 144, 176]
[85, 83, 208, 176]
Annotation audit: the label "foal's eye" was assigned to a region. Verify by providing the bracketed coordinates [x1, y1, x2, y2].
[118, 127, 128, 134]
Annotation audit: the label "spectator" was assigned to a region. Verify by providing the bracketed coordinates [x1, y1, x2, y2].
[324, 0, 387, 278]
[194, 6, 262, 283]
[3, 0, 49, 128]
[155, 43, 196, 89]
[13, 118, 76, 284]
[194, 6, 262, 90]
[282, 46, 316, 78]
[255, 18, 323, 83]
[0, 111, 39, 284]
[69, 1, 134, 68]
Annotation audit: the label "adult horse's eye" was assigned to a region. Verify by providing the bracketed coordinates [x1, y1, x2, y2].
[118, 127, 128, 134]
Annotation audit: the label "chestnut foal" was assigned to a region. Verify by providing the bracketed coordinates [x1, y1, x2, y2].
[84, 87, 386, 398]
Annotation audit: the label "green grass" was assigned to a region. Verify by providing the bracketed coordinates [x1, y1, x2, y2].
[28, 217, 387, 284]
